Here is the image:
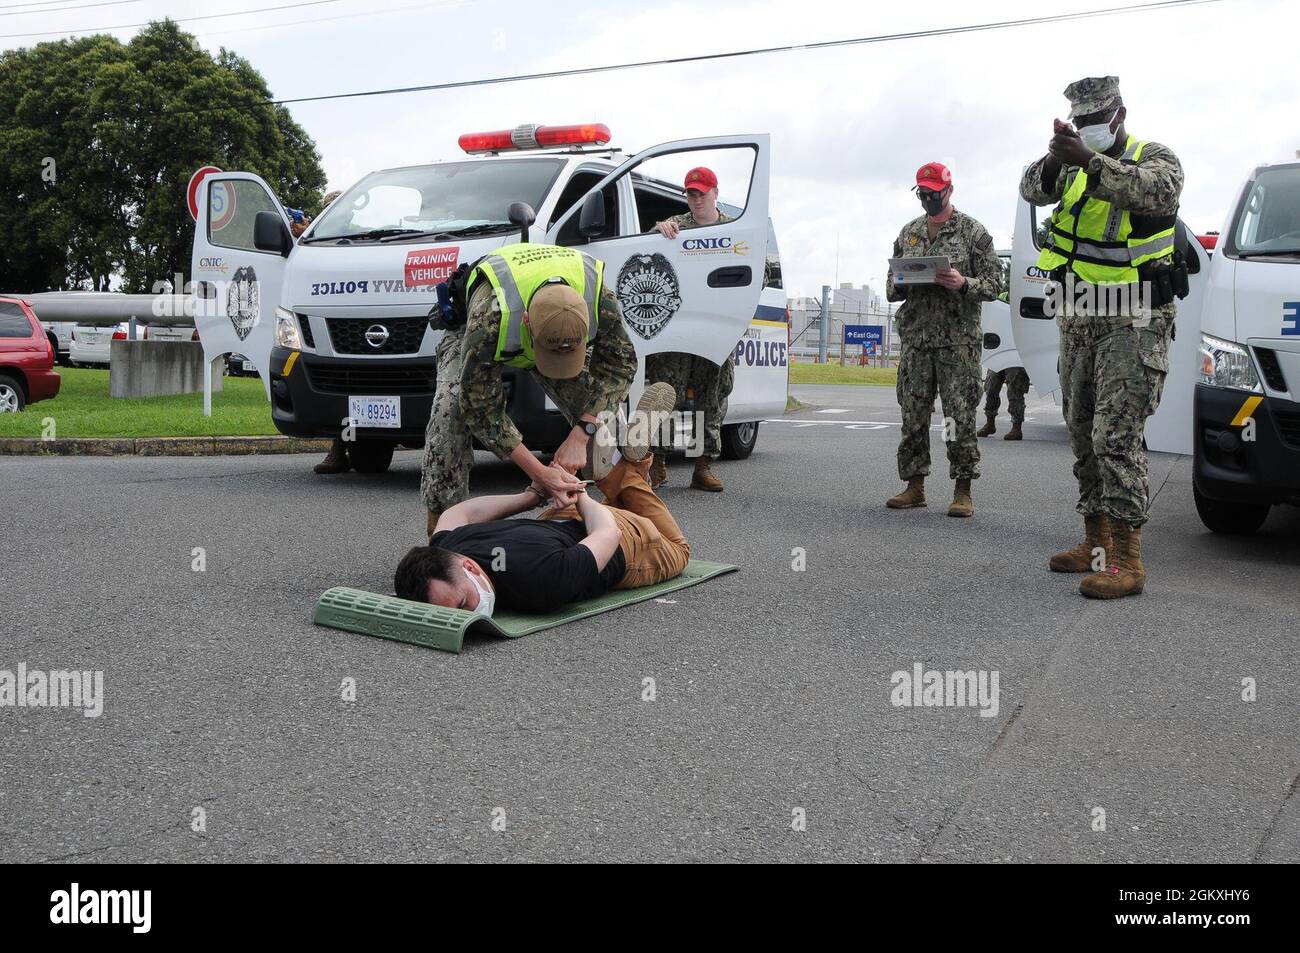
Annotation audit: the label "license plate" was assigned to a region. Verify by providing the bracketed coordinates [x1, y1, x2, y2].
[348, 396, 401, 429]
[82, 334, 99, 343]
[242, 361, 256, 371]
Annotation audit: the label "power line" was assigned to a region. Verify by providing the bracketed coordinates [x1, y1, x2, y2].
[0, 0, 139, 19]
[264, 0, 1227, 107]
[0, 0, 127, 10]
[0, 0, 347, 38]
[198, 0, 463, 39]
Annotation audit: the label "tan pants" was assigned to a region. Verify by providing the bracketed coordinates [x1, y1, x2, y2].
[539, 457, 691, 589]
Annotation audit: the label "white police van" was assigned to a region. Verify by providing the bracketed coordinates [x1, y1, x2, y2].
[1191, 160, 1300, 533]
[190, 124, 787, 473]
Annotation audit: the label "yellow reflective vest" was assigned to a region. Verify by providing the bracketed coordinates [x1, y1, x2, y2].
[1036, 136, 1176, 285]
[465, 244, 603, 370]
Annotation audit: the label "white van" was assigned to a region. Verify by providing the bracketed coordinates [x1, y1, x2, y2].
[1191, 160, 1300, 533]
[190, 126, 787, 473]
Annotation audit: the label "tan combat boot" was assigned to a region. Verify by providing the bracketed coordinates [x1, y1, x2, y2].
[649, 453, 667, 488]
[976, 417, 996, 437]
[1080, 523, 1146, 599]
[314, 437, 351, 474]
[947, 478, 973, 518]
[1049, 514, 1111, 573]
[1004, 421, 1023, 441]
[691, 455, 723, 492]
[886, 477, 926, 509]
[426, 509, 440, 539]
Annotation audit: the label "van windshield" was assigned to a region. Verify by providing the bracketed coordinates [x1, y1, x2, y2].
[1228, 165, 1300, 257]
[308, 158, 565, 242]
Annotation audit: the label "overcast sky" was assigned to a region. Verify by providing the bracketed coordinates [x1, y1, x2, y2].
[7, 0, 1297, 297]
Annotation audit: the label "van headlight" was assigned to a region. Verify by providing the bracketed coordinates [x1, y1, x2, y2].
[275, 308, 302, 350]
[1199, 333, 1261, 392]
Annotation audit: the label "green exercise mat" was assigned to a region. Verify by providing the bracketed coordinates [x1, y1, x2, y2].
[313, 558, 738, 654]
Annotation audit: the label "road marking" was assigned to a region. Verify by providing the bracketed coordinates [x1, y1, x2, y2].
[766, 418, 897, 426]
[815, 408, 851, 414]
[845, 424, 889, 430]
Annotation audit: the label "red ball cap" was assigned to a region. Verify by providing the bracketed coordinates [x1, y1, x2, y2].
[684, 167, 718, 193]
[914, 162, 952, 192]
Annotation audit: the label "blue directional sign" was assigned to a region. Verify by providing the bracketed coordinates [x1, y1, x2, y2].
[844, 324, 884, 346]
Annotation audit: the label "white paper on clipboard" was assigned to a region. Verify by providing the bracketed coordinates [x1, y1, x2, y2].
[890, 255, 951, 285]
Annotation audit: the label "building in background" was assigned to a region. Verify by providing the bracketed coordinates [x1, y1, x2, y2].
[788, 283, 897, 361]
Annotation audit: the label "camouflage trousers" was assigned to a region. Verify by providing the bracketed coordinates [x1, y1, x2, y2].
[896, 341, 981, 481]
[419, 326, 594, 513]
[1059, 317, 1171, 527]
[983, 366, 1030, 423]
[645, 351, 735, 458]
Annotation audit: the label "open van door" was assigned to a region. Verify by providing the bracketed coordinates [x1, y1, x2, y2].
[1008, 191, 1063, 400]
[544, 134, 770, 367]
[1010, 190, 1210, 453]
[191, 171, 292, 399]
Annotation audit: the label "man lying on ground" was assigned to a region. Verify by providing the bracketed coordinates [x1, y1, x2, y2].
[394, 383, 688, 614]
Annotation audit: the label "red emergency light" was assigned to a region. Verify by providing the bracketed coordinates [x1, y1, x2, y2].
[459, 123, 612, 154]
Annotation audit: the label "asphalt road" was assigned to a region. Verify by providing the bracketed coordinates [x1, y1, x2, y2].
[2, 384, 1297, 863]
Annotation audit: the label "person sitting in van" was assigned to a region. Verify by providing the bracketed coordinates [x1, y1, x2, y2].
[398, 384, 688, 614]
[645, 167, 735, 492]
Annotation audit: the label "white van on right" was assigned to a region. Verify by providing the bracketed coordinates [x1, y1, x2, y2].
[1193, 160, 1300, 534]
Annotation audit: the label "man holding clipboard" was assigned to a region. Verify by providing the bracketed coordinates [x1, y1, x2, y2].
[885, 162, 1003, 517]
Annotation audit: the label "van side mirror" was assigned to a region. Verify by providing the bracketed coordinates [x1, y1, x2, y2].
[508, 202, 536, 243]
[578, 191, 605, 239]
[254, 211, 292, 256]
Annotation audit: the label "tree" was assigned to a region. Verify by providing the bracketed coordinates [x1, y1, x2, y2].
[0, 20, 326, 294]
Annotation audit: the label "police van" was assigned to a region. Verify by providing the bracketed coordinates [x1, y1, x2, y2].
[1191, 160, 1300, 533]
[190, 124, 787, 473]
[1005, 161, 1300, 535]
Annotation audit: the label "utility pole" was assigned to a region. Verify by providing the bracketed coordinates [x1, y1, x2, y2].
[819, 285, 830, 364]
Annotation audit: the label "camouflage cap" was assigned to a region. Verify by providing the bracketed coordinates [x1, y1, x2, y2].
[1064, 76, 1121, 119]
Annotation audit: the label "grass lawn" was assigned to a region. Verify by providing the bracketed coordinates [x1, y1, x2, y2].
[0, 366, 278, 438]
[789, 362, 898, 386]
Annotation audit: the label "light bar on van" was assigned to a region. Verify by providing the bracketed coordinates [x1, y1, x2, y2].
[458, 123, 612, 154]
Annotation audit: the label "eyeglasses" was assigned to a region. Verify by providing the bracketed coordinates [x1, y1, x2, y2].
[1073, 105, 1120, 127]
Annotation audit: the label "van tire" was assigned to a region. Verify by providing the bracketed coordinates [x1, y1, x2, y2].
[346, 440, 395, 474]
[1193, 482, 1269, 535]
[720, 421, 758, 460]
[0, 373, 25, 412]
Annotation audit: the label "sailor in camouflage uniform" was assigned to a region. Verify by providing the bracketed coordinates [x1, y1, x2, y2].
[644, 166, 736, 492]
[1020, 76, 1184, 599]
[885, 162, 1004, 518]
[978, 366, 1032, 440]
[419, 243, 638, 536]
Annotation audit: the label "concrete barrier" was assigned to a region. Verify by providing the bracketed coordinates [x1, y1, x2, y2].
[109, 340, 224, 398]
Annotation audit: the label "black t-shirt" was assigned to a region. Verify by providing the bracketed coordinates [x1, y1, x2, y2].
[429, 518, 626, 613]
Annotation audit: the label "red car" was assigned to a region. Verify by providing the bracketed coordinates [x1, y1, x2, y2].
[0, 297, 61, 412]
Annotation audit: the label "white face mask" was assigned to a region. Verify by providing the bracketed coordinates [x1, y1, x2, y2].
[1077, 110, 1120, 153]
[465, 566, 495, 618]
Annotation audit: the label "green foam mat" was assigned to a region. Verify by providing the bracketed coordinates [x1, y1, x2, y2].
[313, 558, 738, 654]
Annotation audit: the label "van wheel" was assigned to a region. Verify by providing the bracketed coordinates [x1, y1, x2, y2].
[346, 440, 395, 474]
[720, 421, 758, 460]
[1193, 482, 1269, 535]
[0, 373, 25, 412]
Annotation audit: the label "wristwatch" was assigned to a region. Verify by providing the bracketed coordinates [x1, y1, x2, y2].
[579, 421, 598, 437]
[1086, 154, 1105, 176]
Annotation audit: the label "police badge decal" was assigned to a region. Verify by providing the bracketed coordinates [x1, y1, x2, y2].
[616, 253, 682, 340]
[227, 265, 259, 341]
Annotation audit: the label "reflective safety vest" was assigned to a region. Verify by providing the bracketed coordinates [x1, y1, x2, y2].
[466, 244, 603, 370]
[1036, 136, 1176, 285]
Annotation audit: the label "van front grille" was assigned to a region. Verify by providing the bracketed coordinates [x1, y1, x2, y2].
[326, 317, 428, 355]
[306, 363, 435, 395]
[1253, 347, 1288, 392]
[1275, 410, 1300, 450]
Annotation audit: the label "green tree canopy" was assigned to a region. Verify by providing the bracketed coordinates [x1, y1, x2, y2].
[0, 20, 326, 293]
